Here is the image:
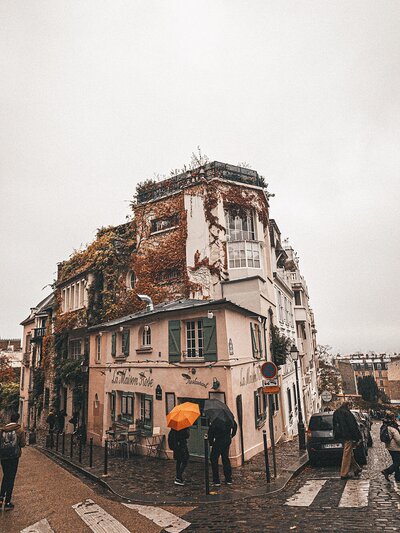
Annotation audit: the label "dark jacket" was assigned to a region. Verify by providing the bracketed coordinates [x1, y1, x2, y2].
[333, 406, 362, 442]
[208, 420, 238, 448]
[0, 423, 26, 458]
[169, 428, 190, 459]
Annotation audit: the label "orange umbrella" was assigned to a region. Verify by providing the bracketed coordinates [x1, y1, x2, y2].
[166, 402, 201, 431]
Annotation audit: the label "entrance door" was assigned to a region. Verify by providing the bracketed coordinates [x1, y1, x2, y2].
[179, 398, 208, 458]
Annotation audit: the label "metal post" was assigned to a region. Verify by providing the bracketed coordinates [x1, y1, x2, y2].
[236, 395, 245, 466]
[262, 430, 271, 483]
[56, 431, 59, 452]
[204, 435, 210, 495]
[89, 437, 93, 468]
[294, 360, 306, 450]
[103, 440, 108, 476]
[62, 432, 65, 455]
[70, 433, 74, 459]
[268, 397, 277, 478]
[79, 435, 83, 463]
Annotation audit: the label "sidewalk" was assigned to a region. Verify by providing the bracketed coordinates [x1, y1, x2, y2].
[35, 432, 308, 505]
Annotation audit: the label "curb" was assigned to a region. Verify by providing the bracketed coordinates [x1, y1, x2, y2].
[37, 446, 309, 506]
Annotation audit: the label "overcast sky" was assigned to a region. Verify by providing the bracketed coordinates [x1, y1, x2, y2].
[1, 1, 399, 354]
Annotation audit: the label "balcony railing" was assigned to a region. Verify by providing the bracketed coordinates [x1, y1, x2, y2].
[31, 327, 46, 342]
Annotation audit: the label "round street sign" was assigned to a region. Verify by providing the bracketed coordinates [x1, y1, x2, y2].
[261, 362, 278, 380]
[321, 390, 332, 403]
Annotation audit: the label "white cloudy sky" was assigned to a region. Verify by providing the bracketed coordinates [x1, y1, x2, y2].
[1, 1, 399, 353]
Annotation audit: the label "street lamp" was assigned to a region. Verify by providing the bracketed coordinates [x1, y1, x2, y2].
[290, 344, 306, 450]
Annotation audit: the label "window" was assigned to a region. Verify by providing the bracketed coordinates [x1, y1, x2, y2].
[69, 339, 82, 359]
[225, 210, 260, 269]
[121, 393, 134, 422]
[287, 388, 293, 422]
[271, 393, 279, 415]
[21, 367, 25, 390]
[150, 215, 178, 234]
[254, 387, 267, 428]
[142, 326, 151, 347]
[126, 271, 137, 290]
[293, 383, 297, 409]
[156, 269, 180, 283]
[140, 395, 153, 430]
[61, 279, 86, 312]
[111, 333, 116, 357]
[186, 320, 204, 357]
[95, 335, 101, 363]
[250, 322, 263, 358]
[122, 330, 130, 356]
[165, 392, 176, 414]
[110, 391, 116, 422]
[294, 291, 302, 306]
[277, 290, 283, 322]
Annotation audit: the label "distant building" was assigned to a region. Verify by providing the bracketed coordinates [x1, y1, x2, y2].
[0, 338, 22, 369]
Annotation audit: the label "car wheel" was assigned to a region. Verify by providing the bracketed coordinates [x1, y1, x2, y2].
[355, 446, 367, 465]
[308, 453, 318, 467]
[367, 434, 373, 447]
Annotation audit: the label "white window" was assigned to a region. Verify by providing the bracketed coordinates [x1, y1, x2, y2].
[225, 211, 260, 269]
[61, 279, 86, 312]
[69, 339, 82, 359]
[126, 271, 137, 290]
[142, 326, 151, 346]
[226, 211, 256, 241]
[186, 320, 204, 357]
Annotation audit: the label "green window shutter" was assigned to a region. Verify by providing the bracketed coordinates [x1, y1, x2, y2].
[111, 332, 116, 357]
[123, 331, 130, 356]
[168, 320, 181, 362]
[254, 390, 259, 428]
[257, 326, 263, 358]
[203, 317, 217, 362]
[250, 323, 257, 357]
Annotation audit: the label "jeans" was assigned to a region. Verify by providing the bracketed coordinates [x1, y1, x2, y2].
[175, 449, 189, 481]
[0, 458, 19, 504]
[210, 443, 232, 483]
[386, 450, 400, 480]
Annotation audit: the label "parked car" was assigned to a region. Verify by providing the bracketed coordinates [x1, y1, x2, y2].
[351, 410, 373, 447]
[307, 411, 368, 466]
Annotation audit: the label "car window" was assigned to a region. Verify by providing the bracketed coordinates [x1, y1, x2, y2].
[309, 415, 333, 431]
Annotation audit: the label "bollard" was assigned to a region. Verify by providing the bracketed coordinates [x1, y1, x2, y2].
[204, 434, 210, 495]
[103, 440, 109, 476]
[79, 435, 83, 463]
[70, 433, 74, 459]
[263, 430, 271, 483]
[55, 431, 59, 452]
[62, 432, 65, 455]
[89, 437, 93, 468]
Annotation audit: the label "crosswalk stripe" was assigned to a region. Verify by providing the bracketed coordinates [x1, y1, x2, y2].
[21, 518, 55, 533]
[72, 499, 131, 533]
[338, 480, 370, 508]
[285, 479, 327, 506]
[123, 503, 191, 533]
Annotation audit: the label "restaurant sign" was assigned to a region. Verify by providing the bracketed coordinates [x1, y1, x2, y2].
[111, 369, 154, 388]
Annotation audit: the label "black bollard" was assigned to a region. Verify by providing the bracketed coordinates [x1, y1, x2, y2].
[204, 434, 210, 495]
[263, 430, 271, 483]
[62, 432, 65, 455]
[103, 440, 108, 476]
[55, 431, 59, 452]
[79, 435, 83, 463]
[89, 437, 93, 468]
[70, 433, 74, 459]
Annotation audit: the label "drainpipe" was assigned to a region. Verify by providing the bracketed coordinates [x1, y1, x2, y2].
[137, 294, 154, 312]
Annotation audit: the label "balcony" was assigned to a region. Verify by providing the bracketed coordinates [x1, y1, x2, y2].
[31, 327, 45, 343]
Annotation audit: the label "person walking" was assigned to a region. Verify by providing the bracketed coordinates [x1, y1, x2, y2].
[333, 401, 363, 480]
[168, 427, 190, 486]
[381, 413, 400, 481]
[56, 410, 66, 433]
[0, 412, 26, 511]
[46, 408, 56, 447]
[208, 419, 237, 486]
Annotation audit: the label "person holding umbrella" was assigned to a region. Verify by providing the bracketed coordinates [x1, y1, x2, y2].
[205, 399, 237, 486]
[167, 402, 200, 486]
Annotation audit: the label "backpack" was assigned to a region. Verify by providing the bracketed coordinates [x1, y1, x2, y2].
[168, 430, 177, 451]
[0, 429, 20, 459]
[380, 424, 391, 444]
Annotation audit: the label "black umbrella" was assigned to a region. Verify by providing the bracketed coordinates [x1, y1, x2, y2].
[204, 399, 235, 427]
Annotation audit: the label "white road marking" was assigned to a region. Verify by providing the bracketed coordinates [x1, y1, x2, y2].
[72, 499, 131, 533]
[123, 503, 191, 533]
[21, 518, 55, 533]
[285, 479, 327, 507]
[339, 480, 370, 508]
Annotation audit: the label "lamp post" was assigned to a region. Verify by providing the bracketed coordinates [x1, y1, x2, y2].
[290, 344, 306, 450]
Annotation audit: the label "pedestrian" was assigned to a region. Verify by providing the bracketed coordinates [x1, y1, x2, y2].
[381, 413, 400, 481]
[168, 427, 190, 486]
[333, 401, 363, 480]
[46, 408, 56, 446]
[0, 412, 26, 511]
[69, 411, 79, 432]
[208, 418, 238, 486]
[56, 409, 66, 433]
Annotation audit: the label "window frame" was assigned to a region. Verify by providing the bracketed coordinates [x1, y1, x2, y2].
[185, 319, 204, 358]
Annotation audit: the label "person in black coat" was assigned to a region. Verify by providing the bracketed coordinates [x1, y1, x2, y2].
[168, 428, 190, 486]
[333, 402, 362, 479]
[208, 419, 237, 486]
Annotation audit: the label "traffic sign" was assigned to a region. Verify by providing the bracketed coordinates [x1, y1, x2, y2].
[261, 362, 278, 380]
[263, 385, 281, 394]
[321, 390, 332, 403]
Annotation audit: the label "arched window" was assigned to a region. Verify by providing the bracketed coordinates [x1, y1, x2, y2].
[142, 325, 151, 346]
[126, 270, 137, 290]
